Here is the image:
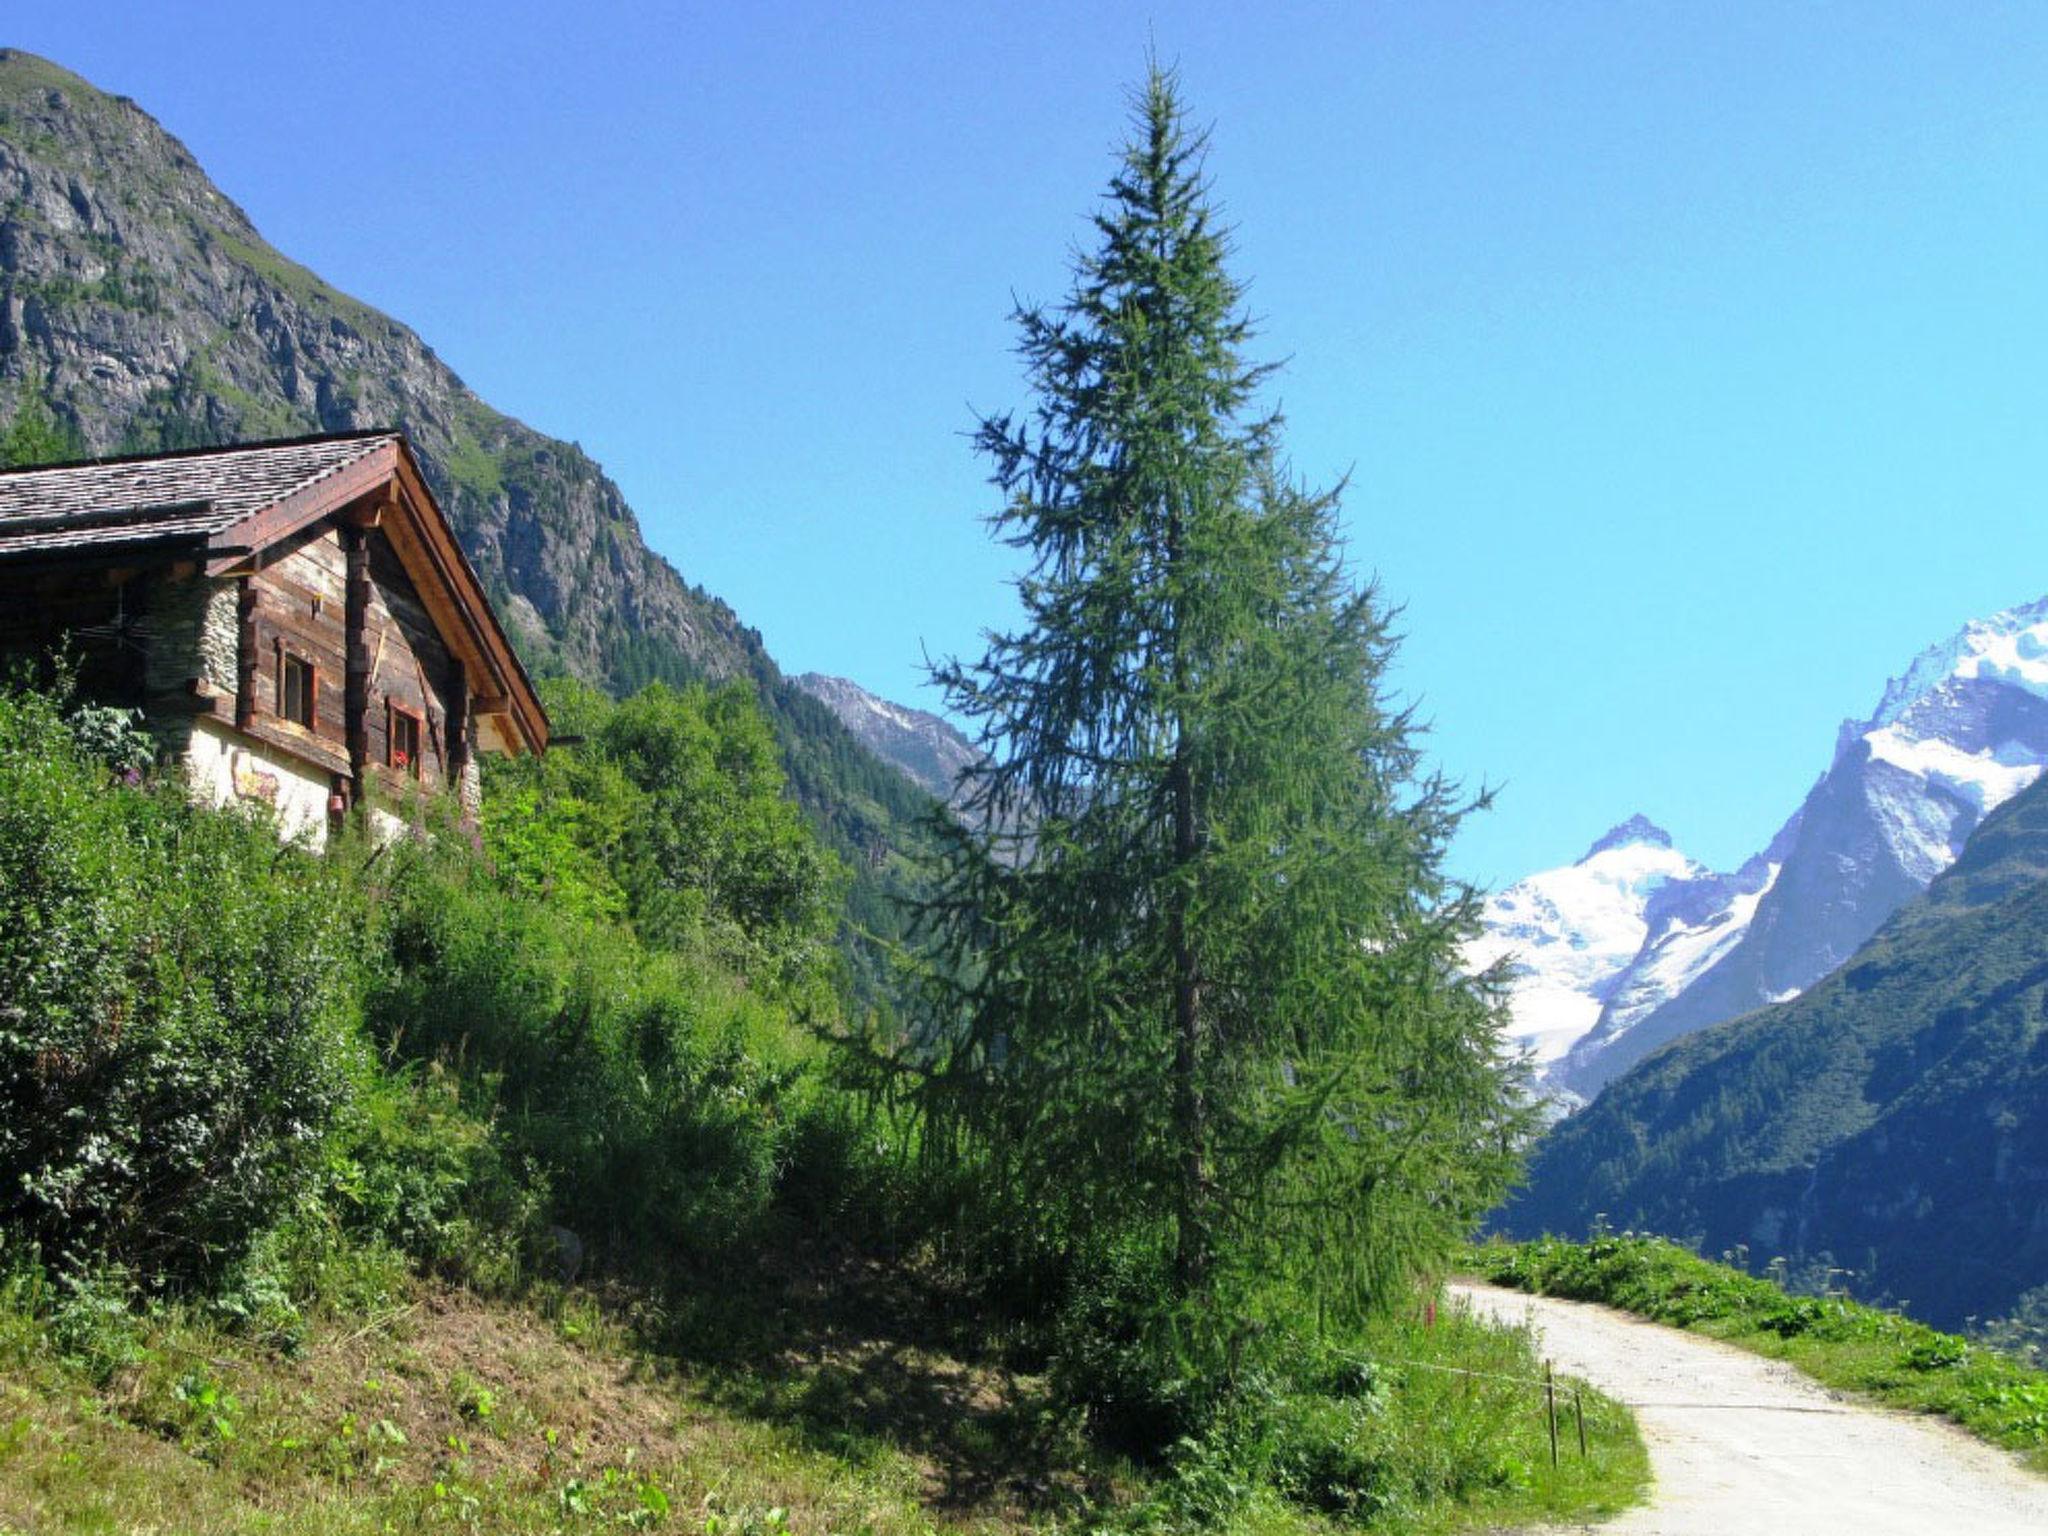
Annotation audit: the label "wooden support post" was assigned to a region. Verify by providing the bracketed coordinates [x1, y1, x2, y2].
[235, 578, 259, 730]
[1545, 1360, 1559, 1468]
[343, 523, 370, 808]
[1574, 1387, 1588, 1459]
[446, 664, 471, 810]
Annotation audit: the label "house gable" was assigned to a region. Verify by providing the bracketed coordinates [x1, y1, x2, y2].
[0, 431, 547, 839]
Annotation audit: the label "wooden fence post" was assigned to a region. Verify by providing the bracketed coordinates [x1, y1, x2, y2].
[1545, 1359, 1559, 1467]
[1574, 1387, 1588, 1458]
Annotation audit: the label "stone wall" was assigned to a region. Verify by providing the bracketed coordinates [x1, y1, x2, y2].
[141, 570, 238, 754]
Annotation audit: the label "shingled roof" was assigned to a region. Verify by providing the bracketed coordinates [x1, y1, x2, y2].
[0, 430, 397, 558]
[0, 429, 547, 754]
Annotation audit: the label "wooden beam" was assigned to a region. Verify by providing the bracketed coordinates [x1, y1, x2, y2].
[235, 579, 258, 730]
[343, 523, 370, 805]
[205, 442, 399, 575]
[241, 713, 352, 778]
[386, 447, 548, 755]
[447, 663, 472, 803]
[340, 491, 393, 531]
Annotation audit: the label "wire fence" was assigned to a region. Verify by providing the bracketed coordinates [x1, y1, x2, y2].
[1337, 1351, 1590, 1465]
[1341, 1346, 1861, 1470]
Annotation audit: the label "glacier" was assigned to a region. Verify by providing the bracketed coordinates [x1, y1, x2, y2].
[1484, 594, 2048, 1100]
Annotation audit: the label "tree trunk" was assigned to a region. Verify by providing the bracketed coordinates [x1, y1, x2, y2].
[1171, 741, 1207, 1292]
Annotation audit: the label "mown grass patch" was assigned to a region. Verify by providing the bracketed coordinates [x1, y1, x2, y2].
[0, 1260, 996, 1536]
[0, 1248, 1648, 1536]
[1466, 1234, 2048, 1475]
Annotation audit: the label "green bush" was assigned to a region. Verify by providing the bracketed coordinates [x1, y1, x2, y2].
[0, 669, 868, 1305]
[372, 843, 808, 1277]
[0, 687, 364, 1286]
[324, 1064, 544, 1289]
[1044, 1239, 1201, 1456]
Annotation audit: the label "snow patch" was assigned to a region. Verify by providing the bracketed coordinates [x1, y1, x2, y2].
[1869, 595, 2048, 730]
[1469, 829, 1709, 1067]
[1864, 729, 2044, 820]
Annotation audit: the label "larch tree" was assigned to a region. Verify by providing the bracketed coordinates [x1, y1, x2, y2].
[1, 375, 84, 468]
[885, 68, 1529, 1409]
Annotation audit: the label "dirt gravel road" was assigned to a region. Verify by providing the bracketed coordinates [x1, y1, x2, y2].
[1450, 1281, 2048, 1535]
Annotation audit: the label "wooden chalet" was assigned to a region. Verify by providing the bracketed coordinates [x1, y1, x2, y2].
[0, 430, 547, 844]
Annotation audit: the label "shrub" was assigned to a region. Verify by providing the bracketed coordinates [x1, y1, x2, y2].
[0, 687, 364, 1286]
[323, 1063, 545, 1289]
[371, 843, 809, 1278]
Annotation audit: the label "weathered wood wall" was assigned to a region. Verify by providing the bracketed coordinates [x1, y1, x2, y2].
[244, 522, 351, 777]
[241, 520, 468, 795]
[363, 533, 462, 795]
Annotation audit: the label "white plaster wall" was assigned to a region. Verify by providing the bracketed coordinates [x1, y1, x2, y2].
[183, 717, 335, 850]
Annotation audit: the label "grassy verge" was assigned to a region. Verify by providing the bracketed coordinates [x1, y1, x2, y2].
[0, 1260, 985, 1536]
[1303, 1297, 1648, 1535]
[1465, 1234, 2048, 1475]
[0, 1246, 1646, 1536]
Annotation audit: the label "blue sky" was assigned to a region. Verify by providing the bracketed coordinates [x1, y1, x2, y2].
[14, 3, 2048, 888]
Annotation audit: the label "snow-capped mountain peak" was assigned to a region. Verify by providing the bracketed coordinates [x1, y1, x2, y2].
[1467, 817, 1708, 1070]
[1866, 595, 2048, 733]
[1582, 813, 1674, 859]
[1527, 592, 2048, 1103]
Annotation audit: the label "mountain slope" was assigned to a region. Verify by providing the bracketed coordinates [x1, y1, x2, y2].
[1500, 772, 2048, 1330]
[0, 49, 937, 938]
[794, 673, 979, 811]
[1541, 597, 2048, 1097]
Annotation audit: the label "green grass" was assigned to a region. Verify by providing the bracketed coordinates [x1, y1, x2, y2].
[0, 1247, 1648, 1535]
[442, 404, 508, 499]
[0, 1259, 1018, 1536]
[1297, 1297, 1648, 1535]
[1466, 1234, 2048, 1475]
[208, 227, 389, 336]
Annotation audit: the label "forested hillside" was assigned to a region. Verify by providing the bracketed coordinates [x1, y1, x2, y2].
[1502, 771, 2048, 1331]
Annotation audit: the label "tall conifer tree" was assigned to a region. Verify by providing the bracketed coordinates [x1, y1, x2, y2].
[895, 69, 1527, 1387]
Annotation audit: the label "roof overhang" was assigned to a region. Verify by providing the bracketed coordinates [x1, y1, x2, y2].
[203, 436, 548, 755]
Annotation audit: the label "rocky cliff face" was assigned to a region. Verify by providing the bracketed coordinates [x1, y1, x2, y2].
[0, 48, 935, 885]
[794, 673, 980, 811]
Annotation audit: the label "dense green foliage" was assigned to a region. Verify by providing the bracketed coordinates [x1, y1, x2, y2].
[1469, 1235, 2048, 1472]
[1, 374, 87, 467]
[584, 627, 942, 1008]
[0, 687, 363, 1284]
[1502, 771, 2048, 1330]
[847, 71, 1528, 1461]
[484, 677, 842, 992]
[0, 677, 1648, 1534]
[0, 674, 851, 1302]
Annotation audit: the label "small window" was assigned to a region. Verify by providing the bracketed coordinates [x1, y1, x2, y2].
[279, 653, 316, 728]
[388, 703, 421, 778]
